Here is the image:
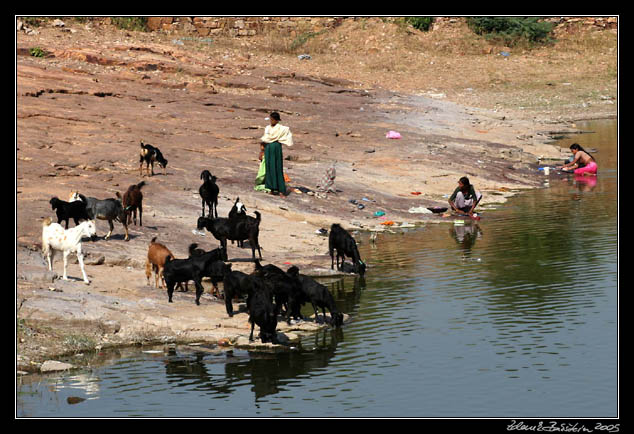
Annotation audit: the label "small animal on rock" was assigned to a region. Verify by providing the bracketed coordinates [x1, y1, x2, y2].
[329, 223, 366, 276]
[49, 196, 90, 229]
[247, 278, 278, 344]
[69, 191, 129, 241]
[139, 141, 168, 176]
[287, 265, 344, 327]
[199, 170, 219, 218]
[253, 260, 304, 325]
[121, 181, 146, 227]
[197, 210, 262, 261]
[223, 266, 261, 317]
[145, 237, 176, 288]
[41, 217, 96, 284]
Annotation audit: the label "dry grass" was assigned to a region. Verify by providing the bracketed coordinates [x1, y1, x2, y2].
[206, 17, 616, 117]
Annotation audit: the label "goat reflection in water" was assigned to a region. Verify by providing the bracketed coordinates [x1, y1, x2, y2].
[161, 328, 344, 401]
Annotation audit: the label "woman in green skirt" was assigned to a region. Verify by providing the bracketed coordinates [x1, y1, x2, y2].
[259, 112, 293, 196]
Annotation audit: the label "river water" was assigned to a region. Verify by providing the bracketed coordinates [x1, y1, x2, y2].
[16, 120, 618, 418]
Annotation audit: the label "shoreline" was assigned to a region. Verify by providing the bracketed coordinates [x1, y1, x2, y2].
[15, 113, 604, 375]
[16, 20, 617, 374]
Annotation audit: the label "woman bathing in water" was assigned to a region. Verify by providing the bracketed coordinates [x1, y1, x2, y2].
[559, 143, 598, 176]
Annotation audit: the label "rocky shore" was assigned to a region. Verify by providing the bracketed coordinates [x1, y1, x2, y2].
[16, 17, 617, 373]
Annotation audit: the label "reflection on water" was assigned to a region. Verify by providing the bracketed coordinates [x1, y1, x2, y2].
[16, 120, 617, 418]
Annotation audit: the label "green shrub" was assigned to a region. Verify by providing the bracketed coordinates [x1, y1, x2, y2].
[63, 334, 97, 353]
[29, 47, 46, 58]
[405, 17, 435, 32]
[466, 17, 555, 46]
[20, 16, 45, 27]
[111, 16, 148, 32]
[289, 29, 327, 51]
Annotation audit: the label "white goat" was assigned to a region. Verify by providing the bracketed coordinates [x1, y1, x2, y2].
[41, 217, 96, 284]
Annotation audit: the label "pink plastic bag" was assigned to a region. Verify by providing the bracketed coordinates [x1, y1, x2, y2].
[386, 130, 402, 139]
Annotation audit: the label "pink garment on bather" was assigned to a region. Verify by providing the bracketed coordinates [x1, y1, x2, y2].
[574, 161, 597, 175]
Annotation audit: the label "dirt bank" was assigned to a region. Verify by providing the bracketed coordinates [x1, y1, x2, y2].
[16, 17, 617, 372]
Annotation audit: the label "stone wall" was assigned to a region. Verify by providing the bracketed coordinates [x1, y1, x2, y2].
[18, 17, 618, 37]
[146, 16, 345, 37]
[544, 16, 618, 29]
[146, 16, 617, 37]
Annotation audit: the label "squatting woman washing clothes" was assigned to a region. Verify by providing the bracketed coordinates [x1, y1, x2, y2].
[559, 143, 598, 176]
[448, 176, 482, 217]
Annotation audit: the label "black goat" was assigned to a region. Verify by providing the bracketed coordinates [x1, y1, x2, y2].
[228, 197, 248, 247]
[247, 278, 278, 344]
[188, 243, 206, 257]
[228, 197, 247, 219]
[188, 243, 228, 297]
[188, 243, 226, 262]
[222, 268, 258, 317]
[254, 260, 305, 324]
[204, 260, 232, 298]
[163, 256, 205, 305]
[197, 211, 262, 260]
[163, 254, 230, 306]
[49, 197, 90, 229]
[287, 266, 344, 327]
[329, 223, 366, 276]
[229, 198, 262, 252]
[196, 216, 230, 260]
[199, 170, 219, 218]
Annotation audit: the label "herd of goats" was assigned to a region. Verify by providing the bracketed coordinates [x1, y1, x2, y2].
[39, 142, 367, 344]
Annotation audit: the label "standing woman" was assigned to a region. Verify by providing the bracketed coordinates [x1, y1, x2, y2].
[260, 112, 293, 196]
[559, 143, 598, 176]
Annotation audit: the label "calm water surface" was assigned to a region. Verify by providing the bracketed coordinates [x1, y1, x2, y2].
[16, 120, 618, 418]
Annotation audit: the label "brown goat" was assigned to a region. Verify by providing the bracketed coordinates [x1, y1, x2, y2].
[121, 181, 145, 227]
[145, 237, 175, 288]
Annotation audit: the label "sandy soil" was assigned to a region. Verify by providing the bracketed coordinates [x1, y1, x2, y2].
[16, 17, 617, 372]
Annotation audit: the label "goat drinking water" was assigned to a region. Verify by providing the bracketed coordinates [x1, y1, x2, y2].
[329, 223, 366, 276]
[287, 265, 344, 327]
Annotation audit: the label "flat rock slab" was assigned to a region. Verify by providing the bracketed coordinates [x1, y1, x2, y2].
[40, 360, 75, 373]
[234, 332, 301, 352]
[234, 314, 350, 352]
[17, 265, 57, 283]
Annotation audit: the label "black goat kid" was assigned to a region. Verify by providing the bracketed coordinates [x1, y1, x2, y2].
[163, 253, 230, 306]
[222, 268, 258, 317]
[188, 243, 227, 297]
[49, 197, 90, 229]
[247, 278, 278, 344]
[199, 170, 219, 218]
[197, 210, 262, 260]
[254, 260, 304, 325]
